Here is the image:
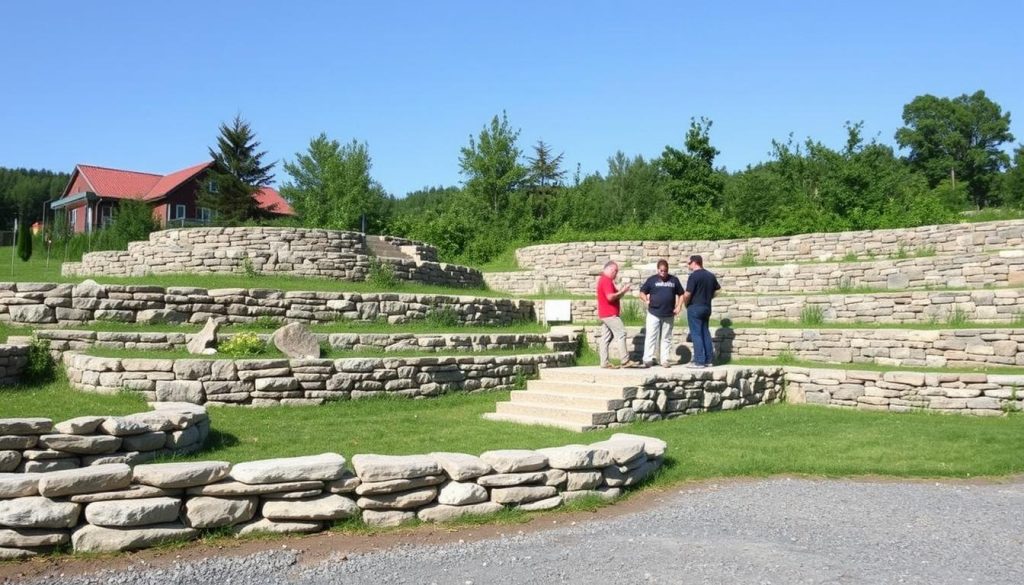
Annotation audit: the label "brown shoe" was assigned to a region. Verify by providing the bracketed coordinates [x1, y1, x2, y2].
[620, 359, 640, 369]
[601, 363, 620, 369]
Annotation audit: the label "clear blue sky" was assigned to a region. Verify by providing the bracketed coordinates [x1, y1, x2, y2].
[2, 1, 1021, 197]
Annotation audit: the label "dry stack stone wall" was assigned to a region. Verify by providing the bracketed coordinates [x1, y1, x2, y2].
[0, 282, 534, 326]
[62, 352, 577, 405]
[61, 227, 482, 287]
[0, 432, 665, 556]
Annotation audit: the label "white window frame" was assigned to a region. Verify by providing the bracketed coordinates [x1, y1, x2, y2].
[199, 207, 213, 222]
[207, 179, 219, 193]
[173, 204, 186, 220]
[70, 208, 79, 231]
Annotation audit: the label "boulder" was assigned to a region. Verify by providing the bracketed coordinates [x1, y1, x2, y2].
[362, 509, 416, 527]
[354, 474, 445, 496]
[71, 523, 197, 553]
[182, 496, 257, 529]
[536, 445, 612, 470]
[0, 527, 70, 548]
[0, 497, 80, 528]
[234, 518, 322, 537]
[416, 501, 503, 523]
[437, 481, 488, 506]
[479, 450, 548, 474]
[261, 494, 359, 521]
[85, 497, 182, 527]
[187, 480, 324, 497]
[229, 453, 346, 484]
[72, 279, 106, 298]
[187, 318, 220, 355]
[36, 434, 122, 455]
[133, 461, 231, 488]
[37, 464, 132, 497]
[429, 452, 492, 481]
[357, 486, 438, 510]
[351, 454, 443, 482]
[271, 323, 321, 359]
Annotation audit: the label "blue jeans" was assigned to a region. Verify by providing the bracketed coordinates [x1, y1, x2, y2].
[687, 305, 713, 365]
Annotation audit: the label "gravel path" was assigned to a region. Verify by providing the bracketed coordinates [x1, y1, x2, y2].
[9, 477, 1024, 585]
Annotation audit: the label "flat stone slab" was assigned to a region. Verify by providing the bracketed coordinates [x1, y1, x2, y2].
[479, 450, 548, 473]
[517, 495, 562, 511]
[261, 494, 359, 521]
[610, 433, 667, 459]
[0, 547, 37, 560]
[0, 473, 41, 498]
[182, 496, 257, 529]
[0, 497, 81, 529]
[362, 509, 416, 527]
[53, 416, 105, 435]
[234, 518, 322, 537]
[566, 470, 604, 491]
[38, 463, 133, 498]
[72, 522, 198, 553]
[430, 452, 492, 481]
[98, 416, 156, 436]
[536, 445, 612, 470]
[417, 501, 504, 523]
[0, 418, 52, 435]
[0, 527, 70, 548]
[357, 486, 438, 510]
[588, 438, 647, 465]
[85, 497, 182, 527]
[229, 453, 346, 484]
[477, 472, 547, 488]
[70, 484, 181, 503]
[490, 485, 557, 505]
[133, 461, 231, 488]
[37, 434, 122, 455]
[438, 481, 489, 506]
[354, 474, 445, 496]
[0, 435, 37, 450]
[351, 454, 442, 482]
[187, 480, 324, 497]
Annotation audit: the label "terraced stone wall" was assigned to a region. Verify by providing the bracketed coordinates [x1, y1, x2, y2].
[37, 330, 578, 360]
[0, 344, 27, 386]
[485, 251, 1024, 295]
[514, 219, 1024, 270]
[60, 227, 481, 287]
[62, 352, 577, 405]
[582, 326, 1024, 369]
[537, 289, 1024, 325]
[0, 432, 665, 556]
[785, 368, 1024, 415]
[0, 282, 534, 326]
[0, 404, 209, 474]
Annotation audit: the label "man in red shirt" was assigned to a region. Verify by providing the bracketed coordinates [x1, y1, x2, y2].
[596, 260, 636, 369]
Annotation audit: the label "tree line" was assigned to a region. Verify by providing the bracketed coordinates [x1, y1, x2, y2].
[3, 90, 1023, 267]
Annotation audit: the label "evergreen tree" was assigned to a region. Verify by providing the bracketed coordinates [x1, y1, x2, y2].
[16, 217, 32, 261]
[525, 140, 566, 221]
[197, 115, 276, 224]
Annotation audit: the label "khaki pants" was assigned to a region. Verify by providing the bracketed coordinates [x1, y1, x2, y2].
[642, 313, 675, 365]
[599, 316, 629, 366]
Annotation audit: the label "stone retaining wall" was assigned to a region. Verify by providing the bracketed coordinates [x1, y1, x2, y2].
[60, 227, 482, 287]
[0, 282, 534, 327]
[0, 344, 27, 386]
[538, 289, 1024, 325]
[0, 404, 209, 475]
[485, 251, 1024, 295]
[0, 432, 664, 556]
[63, 352, 577, 405]
[514, 219, 1024, 270]
[786, 368, 1024, 415]
[38, 330, 577, 360]
[582, 326, 1024, 369]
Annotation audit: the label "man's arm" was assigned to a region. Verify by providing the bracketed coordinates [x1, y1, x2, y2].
[608, 283, 632, 301]
[681, 291, 692, 307]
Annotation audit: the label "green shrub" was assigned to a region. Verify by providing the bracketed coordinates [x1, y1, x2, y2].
[776, 349, 797, 364]
[16, 220, 32, 261]
[738, 248, 757, 266]
[219, 332, 267, 357]
[367, 258, 398, 289]
[842, 251, 859, 262]
[241, 257, 259, 278]
[799, 304, 825, 326]
[109, 199, 159, 245]
[914, 246, 937, 258]
[620, 297, 645, 326]
[946, 306, 969, 327]
[22, 338, 55, 383]
[425, 308, 461, 328]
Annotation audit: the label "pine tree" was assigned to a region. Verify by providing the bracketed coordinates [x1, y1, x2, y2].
[16, 217, 32, 261]
[197, 115, 276, 224]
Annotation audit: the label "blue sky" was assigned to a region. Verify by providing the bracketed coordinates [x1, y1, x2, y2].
[2, 1, 1021, 196]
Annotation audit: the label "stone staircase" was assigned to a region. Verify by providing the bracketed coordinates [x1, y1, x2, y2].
[484, 366, 650, 432]
[365, 235, 415, 260]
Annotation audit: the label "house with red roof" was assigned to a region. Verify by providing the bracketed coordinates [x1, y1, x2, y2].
[50, 161, 294, 233]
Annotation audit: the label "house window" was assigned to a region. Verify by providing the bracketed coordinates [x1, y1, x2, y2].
[207, 179, 218, 193]
[100, 205, 113, 227]
[199, 207, 213, 222]
[70, 208, 79, 230]
[173, 204, 186, 220]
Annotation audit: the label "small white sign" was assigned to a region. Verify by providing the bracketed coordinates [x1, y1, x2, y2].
[543, 299, 572, 323]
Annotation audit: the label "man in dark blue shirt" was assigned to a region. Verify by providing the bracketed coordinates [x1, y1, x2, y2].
[683, 254, 721, 368]
[639, 259, 685, 367]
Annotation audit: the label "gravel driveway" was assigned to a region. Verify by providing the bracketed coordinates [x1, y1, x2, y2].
[8, 477, 1023, 585]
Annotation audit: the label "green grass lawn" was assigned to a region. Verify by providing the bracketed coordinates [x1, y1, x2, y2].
[83, 345, 561, 361]
[3, 380, 1022, 480]
[14, 320, 551, 336]
[724, 357, 1024, 375]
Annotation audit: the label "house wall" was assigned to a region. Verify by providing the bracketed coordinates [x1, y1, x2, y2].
[67, 173, 91, 195]
[164, 181, 200, 223]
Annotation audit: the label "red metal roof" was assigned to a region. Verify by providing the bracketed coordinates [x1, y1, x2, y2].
[61, 161, 294, 215]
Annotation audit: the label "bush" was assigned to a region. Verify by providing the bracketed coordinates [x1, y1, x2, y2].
[219, 332, 267, 357]
[109, 199, 159, 245]
[367, 258, 398, 289]
[16, 219, 32, 261]
[22, 338, 55, 383]
[425, 308, 461, 328]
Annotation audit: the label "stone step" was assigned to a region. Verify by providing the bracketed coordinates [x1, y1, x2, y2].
[481, 412, 594, 432]
[365, 235, 414, 260]
[525, 379, 633, 398]
[537, 368, 648, 384]
[494, 401, 617, 426]
[509, 390, 625, 411]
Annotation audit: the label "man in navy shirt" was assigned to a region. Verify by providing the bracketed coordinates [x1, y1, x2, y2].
[639, 259, 685, 368]
[683, 254, 721, 368]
